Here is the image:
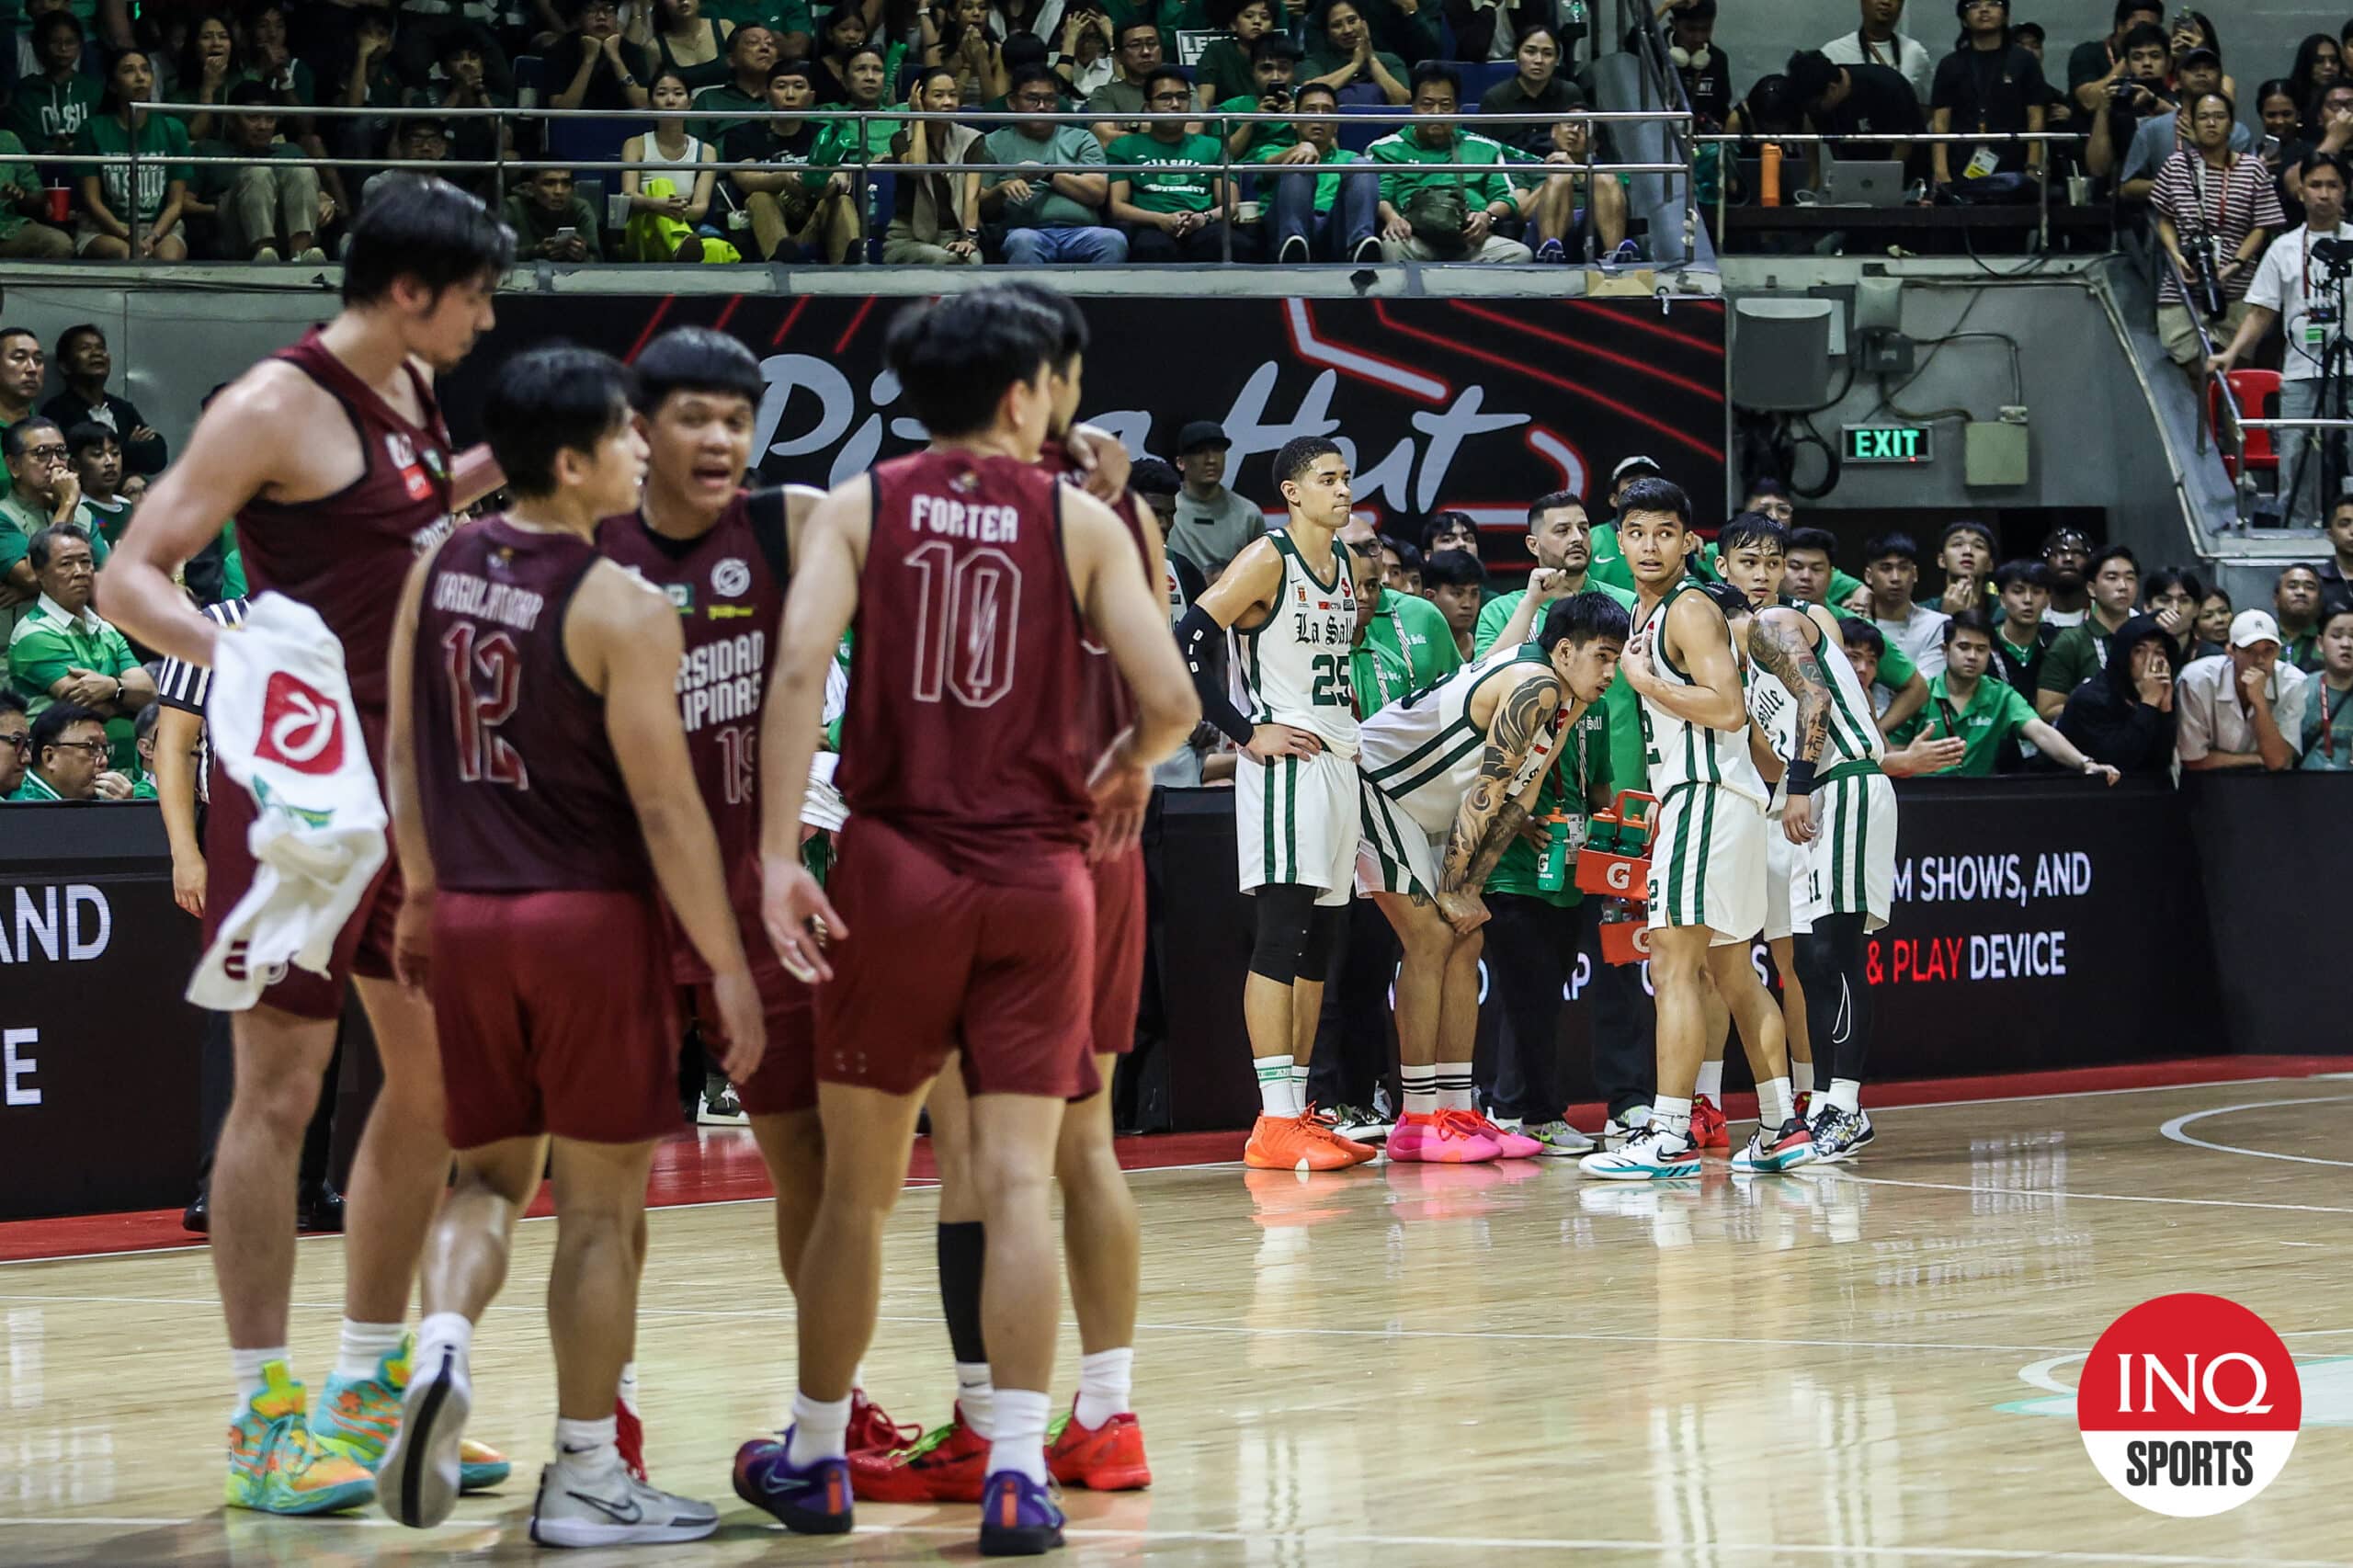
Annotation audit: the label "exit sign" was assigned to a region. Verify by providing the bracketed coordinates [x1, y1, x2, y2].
[1844, 424, 1933, 464]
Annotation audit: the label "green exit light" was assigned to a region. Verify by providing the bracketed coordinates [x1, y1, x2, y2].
[1844, 424, 1933, 464]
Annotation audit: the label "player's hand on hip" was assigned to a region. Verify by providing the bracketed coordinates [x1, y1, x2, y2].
[392, 888, 435, 995]
[762, 855, 846, 983]
[1245, 722, 1323, 763]
[1781, 791, 1817, 845]
[707, 967, 768, 1080]
[1086, 748, 1153, 861]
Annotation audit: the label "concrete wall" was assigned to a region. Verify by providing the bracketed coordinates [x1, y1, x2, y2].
[1714, 0, 2347, 100]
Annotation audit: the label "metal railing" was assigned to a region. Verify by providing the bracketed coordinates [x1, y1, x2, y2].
[60, 98, 1688, 266]
[1693, 130, 2086, 255]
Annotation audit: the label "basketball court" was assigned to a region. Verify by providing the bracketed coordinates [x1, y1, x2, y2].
[3, 1060, 2347, 1567]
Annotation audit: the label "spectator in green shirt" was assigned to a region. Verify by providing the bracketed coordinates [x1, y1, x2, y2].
[2274, 563, 2328, 673]
[691, 22, 784, 133]
[2036, 544, 2139, 719]
[8, 700, 131, 801]
[1369, 63, 1533, 261]
[6, 11, 103, 158]
[63, 425, 132, 547]
[723, 61, 839, 259]
[1193, 0, 1276, 108]
[1302, 0, 1408, 105]
[0, 129, 72, 258]
[981, 64, 1128, 261]
[1213, 34, 1300, 162]
[2, 419, 108, 580]
[0, 691, 27, 797]
[1515, 112, 1633, 264]
[802, 42, 904, 263]
[2302, 604, 2353, 769]
[171, 11, 256, 143]
[1107, 65, 1251, 259]
[74, 48, 192, 259]
[1341, 515, 1458, 687]
[1893, 612, 2119, 780]
[1258, 79, 1381, 261]
[7, 526, 153, 770]
[188, 84, 327, 261]
[503, 165, 603, 261]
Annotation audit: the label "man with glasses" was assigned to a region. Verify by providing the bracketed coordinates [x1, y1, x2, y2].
[1108, 66, 1251, 261]
[983, 63, 1128, 264]
[1927, 0, 2046, 194]
[9, 523, 152, 771]
[1, 419, 106, 640]
[1370, 62, 1533, 262]
[1084, 17, 1165, 146]
[0, 691, 30, 797]
[7, 699, 131, 801]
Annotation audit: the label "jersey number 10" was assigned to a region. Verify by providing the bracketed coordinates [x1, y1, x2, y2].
[906, 540, 1023, 708]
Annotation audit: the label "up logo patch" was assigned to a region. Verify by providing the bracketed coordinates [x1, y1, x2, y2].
[711, 556, 751, 597]
[255, 672, 345, 776]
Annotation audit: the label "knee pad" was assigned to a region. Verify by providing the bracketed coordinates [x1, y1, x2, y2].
[1298, 904, 1345, 975]
[1249, 884, 1318, 984]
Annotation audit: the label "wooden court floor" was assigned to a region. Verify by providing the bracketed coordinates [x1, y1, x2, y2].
[3, 1074, 2349, 1568]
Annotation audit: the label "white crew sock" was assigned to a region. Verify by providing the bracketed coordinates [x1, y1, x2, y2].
[1651, 1095, 1693, 1141]
[616, 1358, 640, 1415]
[1255, 1054, 1300, 1118]
[335, 1319, 406, 1382]
[1756, 1076, 1791, 1130]
[1073, 1347, 1133, 1430]
[1694, 1059, 1724, 1100]
[987, 1388, 1051, 1485]
[554, 1415, 620, 1477]
[1435, 1062, 1475, 1112]
[1289, 1062, 1310, 1109]
[1791, 1059, 1815, 1096]
[1402, 1064, 1438, 1118]
[231, 1346, 285, 1415]
[956, 1361, 995, 1438]
[1827, 1077, 1863, 1115]
[415, 1312, 472, 1374]
[785, 1392, 851, 1466]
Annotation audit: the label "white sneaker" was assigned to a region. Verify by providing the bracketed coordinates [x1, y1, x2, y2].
[1601, 1105, 1652, 1148]
[1326, 1104, 1392, 1142]
[252, 245, 281, 262]
[1523, 1119, 1596, 1155]
[699, 1082, 746, 1125]
[1577, 1122, 1700, 1180]
[529, 1460, 719, 1548]
[379, 1340, 472, 1528]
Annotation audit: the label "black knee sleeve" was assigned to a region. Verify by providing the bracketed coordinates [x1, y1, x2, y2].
[1249, 883, 1319, 984]
[1795, 914, 1872, 1085]
[1298, 904, 1344, 976]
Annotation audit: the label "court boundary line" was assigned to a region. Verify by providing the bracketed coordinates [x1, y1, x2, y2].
[0, 1514, 2342, 1567]
[1824, 1171, 2353, 1216]
[2156, 1096, 2353, 1169]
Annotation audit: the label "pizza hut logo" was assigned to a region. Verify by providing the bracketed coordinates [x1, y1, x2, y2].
[711, 556, 751, 597]
[255, 672, 346, 776]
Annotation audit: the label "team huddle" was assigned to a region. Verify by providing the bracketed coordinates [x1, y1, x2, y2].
[91, 174, 1916, 1562]
[1181, 459, 1918, 1182]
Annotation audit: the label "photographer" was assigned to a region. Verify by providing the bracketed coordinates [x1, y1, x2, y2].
[1214, 35, 1302, 162]
[2152, 90, 2284, 393]
[2115, 44, 2247, 207]
[2211, 153, 2353, 528]
[2082, 20, 2170, 187]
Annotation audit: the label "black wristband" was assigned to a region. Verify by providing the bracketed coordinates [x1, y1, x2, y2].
[1784, 757, 1818, 798]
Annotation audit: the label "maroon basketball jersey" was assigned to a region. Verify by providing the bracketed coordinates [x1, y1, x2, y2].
[239, 330, 458, 717]
[596, 493, 787, 981]
[1033, 439, 1142, 758]
[844, 449, 1092, 885]
[413, 517, 650, 893]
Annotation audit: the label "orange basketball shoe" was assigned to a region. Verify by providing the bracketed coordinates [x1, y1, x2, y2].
[1243, 1112, 1360, 1171]
[1046, 1408, 1152, 1491]
[1301, 1103, 1378, 1165]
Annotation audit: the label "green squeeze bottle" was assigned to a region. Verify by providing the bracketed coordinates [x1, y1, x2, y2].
[1538, 812, 1571, 892]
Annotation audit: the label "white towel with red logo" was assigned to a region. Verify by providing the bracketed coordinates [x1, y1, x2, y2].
[188, 594, 389, 1011]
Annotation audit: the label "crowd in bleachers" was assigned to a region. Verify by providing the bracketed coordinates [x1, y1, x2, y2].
[0, 0, 1653, 266]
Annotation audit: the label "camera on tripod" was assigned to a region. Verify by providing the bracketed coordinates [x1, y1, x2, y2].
[2313, 234, 2353, 280]
[2183, 228, 2227, 321]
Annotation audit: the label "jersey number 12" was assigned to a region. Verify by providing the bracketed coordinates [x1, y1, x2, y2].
[441, 623, 528, 789]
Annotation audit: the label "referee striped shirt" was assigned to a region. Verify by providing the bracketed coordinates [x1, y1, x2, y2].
[153, 597, 249, 804]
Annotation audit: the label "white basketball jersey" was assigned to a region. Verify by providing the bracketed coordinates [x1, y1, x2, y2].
[1360, 640, 1561, 835]
[1236, 530, 1359, 758]
[1747, 604, 1886, 810]
[1639, 582, 1769, 806]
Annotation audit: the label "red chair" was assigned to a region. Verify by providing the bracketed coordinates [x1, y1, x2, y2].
[2209, 367, 2280, 479]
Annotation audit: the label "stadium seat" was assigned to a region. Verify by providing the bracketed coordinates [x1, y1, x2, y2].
[549, 112, 632, 172]
[2209, 368, 2281, 479]
[512, 54, 545, 102]
[1454, 60, 1516, 100]
[1338, 101, 1399, 153]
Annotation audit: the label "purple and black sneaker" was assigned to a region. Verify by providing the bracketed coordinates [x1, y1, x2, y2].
[978, 1469, 1065, 1557]
[732, 1430, 853, 1535]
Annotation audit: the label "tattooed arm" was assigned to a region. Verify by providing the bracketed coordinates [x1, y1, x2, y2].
[1436, 668, 1564, 933]
[1747, 605, 1831, 846]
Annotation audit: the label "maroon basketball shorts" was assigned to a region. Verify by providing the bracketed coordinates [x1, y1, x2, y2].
[200, 710, 401, 1021]
[432, 889, 682, 1150]
[689, 961, 817, 1117]
[815, 817, 1097, 1100]
[1089, 846, 1146, 1063]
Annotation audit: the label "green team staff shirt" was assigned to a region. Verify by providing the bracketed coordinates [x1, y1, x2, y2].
[1889, 673, 2037, 776]
[8, 596, 142, 769]
[1473, 580, 1641, 905]
[1365, 585, 1460, 687]
[2037, 619, 2120, 702]
[1350, 635, 1414, 721]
